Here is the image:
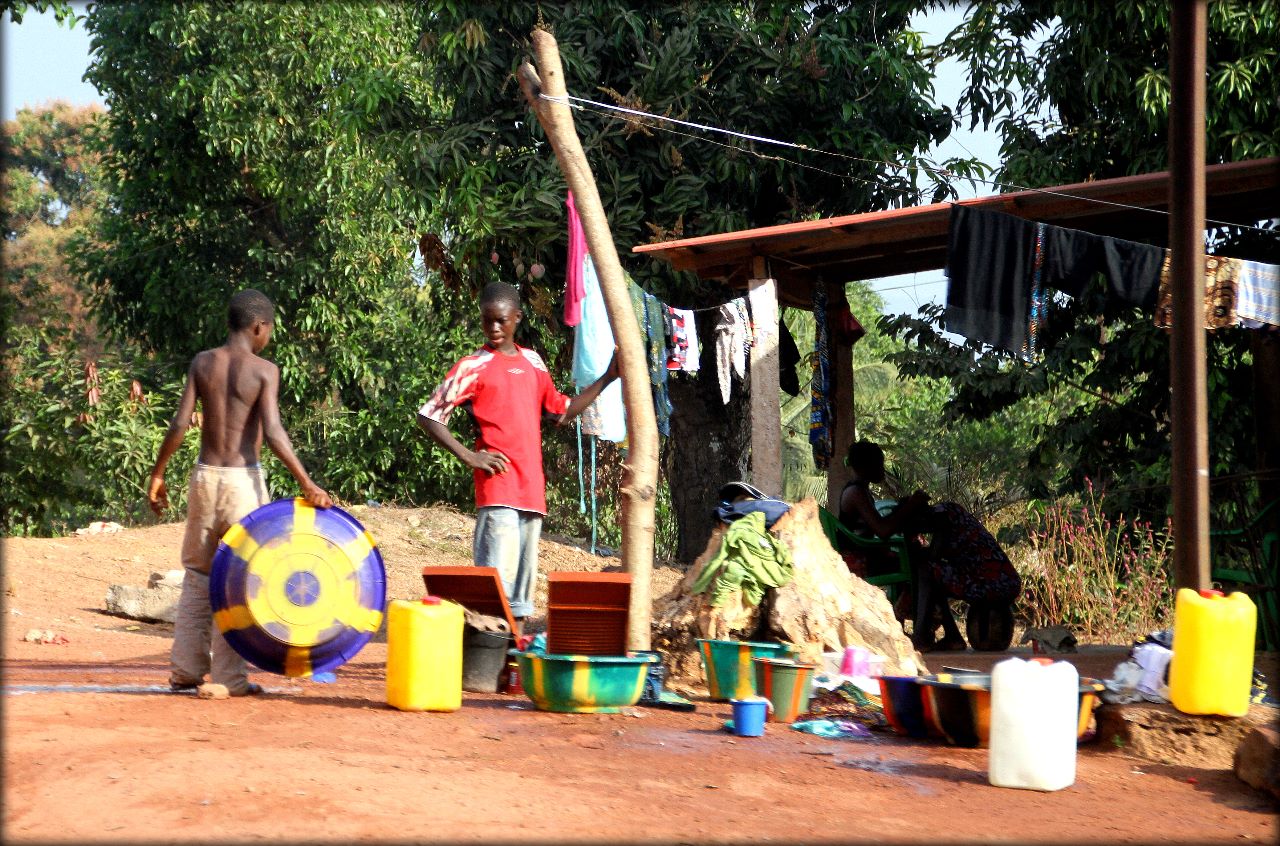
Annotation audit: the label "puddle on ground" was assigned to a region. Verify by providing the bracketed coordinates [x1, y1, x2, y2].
[838, 754, 938, 795]
[5, 684, 182, 695]
[2, 684, 283, 696]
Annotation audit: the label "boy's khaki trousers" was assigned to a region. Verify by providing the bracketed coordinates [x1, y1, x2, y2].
[169, 464, 269, 694]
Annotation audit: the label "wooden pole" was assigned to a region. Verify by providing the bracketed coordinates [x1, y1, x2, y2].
[827, 279, 856, 511]
[1168, 0, 1210, 591]
[518, 28, 657, 651]
[747, 256, 783, 497]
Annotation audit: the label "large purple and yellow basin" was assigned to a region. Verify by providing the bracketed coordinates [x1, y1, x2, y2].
[696, 639, 792, 701]
[210, 499, 386, 678]
[514, 651, 658, 713]
[918, 673, 1107, 748]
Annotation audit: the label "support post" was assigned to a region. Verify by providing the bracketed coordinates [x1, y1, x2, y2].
[748, 258, 783, 497]
[827, 280, 856, 510]
[1168, 0, 1210, 591]
[519, 29, 658, 650]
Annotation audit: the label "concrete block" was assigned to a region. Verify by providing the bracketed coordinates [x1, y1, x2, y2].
[1097, 701, 1271, 769]
[104, 583, 181, 623]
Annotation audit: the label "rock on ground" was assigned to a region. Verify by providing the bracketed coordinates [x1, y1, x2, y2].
[653, 497, 922, 684]
[147, 570, 185, 589]
[1234, 724, 1280, 801]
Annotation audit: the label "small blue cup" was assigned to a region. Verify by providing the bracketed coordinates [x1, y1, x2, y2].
[730, 697, 768, 737]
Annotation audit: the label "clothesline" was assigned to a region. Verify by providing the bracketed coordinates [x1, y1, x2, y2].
[541, 92, 1280, 237]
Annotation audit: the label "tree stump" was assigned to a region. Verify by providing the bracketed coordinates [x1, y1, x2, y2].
[653, 497, 923, 685]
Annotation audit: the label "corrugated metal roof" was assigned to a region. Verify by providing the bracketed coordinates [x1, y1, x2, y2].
[632, 157, 1279, 296]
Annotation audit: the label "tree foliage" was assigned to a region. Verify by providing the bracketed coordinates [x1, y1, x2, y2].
[886, 0, 1280, 520]
[73, 2, 489, 510]
[2, 102, 106, 349]
[1, 103, 162, 534]
[414, 1, 980, 557]
[1, 0, 74, 25]
[416, 1, 973, 297]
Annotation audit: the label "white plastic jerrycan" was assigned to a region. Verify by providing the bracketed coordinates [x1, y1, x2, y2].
[988, 657, 1079, 791]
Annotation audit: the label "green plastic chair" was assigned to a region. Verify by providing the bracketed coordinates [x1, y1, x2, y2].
[818, 505, 914, 603]
[1210, 498, 1279, 651]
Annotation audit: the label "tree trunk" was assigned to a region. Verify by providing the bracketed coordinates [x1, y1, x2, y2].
[664, 317, 751, 564]
[519, 29, 658, 651]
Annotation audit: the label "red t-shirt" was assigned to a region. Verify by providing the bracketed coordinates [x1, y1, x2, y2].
[419, 344, 570, 514]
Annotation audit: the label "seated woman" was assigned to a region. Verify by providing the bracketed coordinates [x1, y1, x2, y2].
[839, 440, 1021, 652]
[837, 441, 931, 580]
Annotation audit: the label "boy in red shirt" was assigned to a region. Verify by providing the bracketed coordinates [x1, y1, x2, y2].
[417, 282, 618, 633]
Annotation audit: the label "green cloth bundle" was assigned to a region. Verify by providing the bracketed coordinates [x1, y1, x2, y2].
[692, 511, 793, 607]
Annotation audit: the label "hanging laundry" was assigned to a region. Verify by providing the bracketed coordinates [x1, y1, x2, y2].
[1094, 237, 1167, 309]
[832, 303, 866, 346]
[1236, 259, 1280, 328]
[735, 298, 755, 360]
[572, 255, 626, 442]
[779, 318, 801, 396]
[944, 204, 1038, 352]
[629, 279, 674, 435]
[666, 307, 701, 372]
[1154, 254, 1241, 330]
[714, 298, 748, 404]
[947, 205, 1170, 352]
[1023, 222, 1049, 358]
[810, 283, 833, 470]
[662, 305, 677, 362]
[1040, 223, 1166, 309]
[564, 191, 587, 327]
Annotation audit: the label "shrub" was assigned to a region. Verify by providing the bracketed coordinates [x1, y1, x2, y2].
[1, 321, 195, 535]
[1013, 481, 1174, 643]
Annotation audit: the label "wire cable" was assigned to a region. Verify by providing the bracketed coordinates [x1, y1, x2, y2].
[542, 92, 1280, 236]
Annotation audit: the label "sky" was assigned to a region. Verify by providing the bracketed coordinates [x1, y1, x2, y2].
[2, 4, 1006, 317]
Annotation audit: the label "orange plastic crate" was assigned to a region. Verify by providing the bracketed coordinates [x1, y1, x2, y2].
[546, 572, 631, 656]
[420, 566, 517, 635]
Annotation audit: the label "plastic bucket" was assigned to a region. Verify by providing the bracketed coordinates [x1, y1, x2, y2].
[696, 639, 792, 701]
[634, 649, 667, 701]
[753, 657, 816, 723]
[876, 675, 935, 739]
[462, 627, 511, 693]
[730, 697, 768, 736]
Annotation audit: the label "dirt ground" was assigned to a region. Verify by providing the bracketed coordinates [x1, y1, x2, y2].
[3, 506, 1277, 844]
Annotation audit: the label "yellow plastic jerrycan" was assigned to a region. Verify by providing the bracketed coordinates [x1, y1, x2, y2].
[1168, 588, 1256, 717]
[386, 596, 464, 712]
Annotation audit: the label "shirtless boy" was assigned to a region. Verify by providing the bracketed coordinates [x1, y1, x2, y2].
[148, 289, 331, 696]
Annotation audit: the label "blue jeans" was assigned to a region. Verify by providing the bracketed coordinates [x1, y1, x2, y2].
[473, 506, 542, 618]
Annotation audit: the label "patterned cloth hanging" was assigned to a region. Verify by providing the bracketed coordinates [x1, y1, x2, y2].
[629, 279, 673, 435]
[810, 283, 833, 470]
[1022, 222, 1049, 359]
[1154, 253, 1240, 330]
